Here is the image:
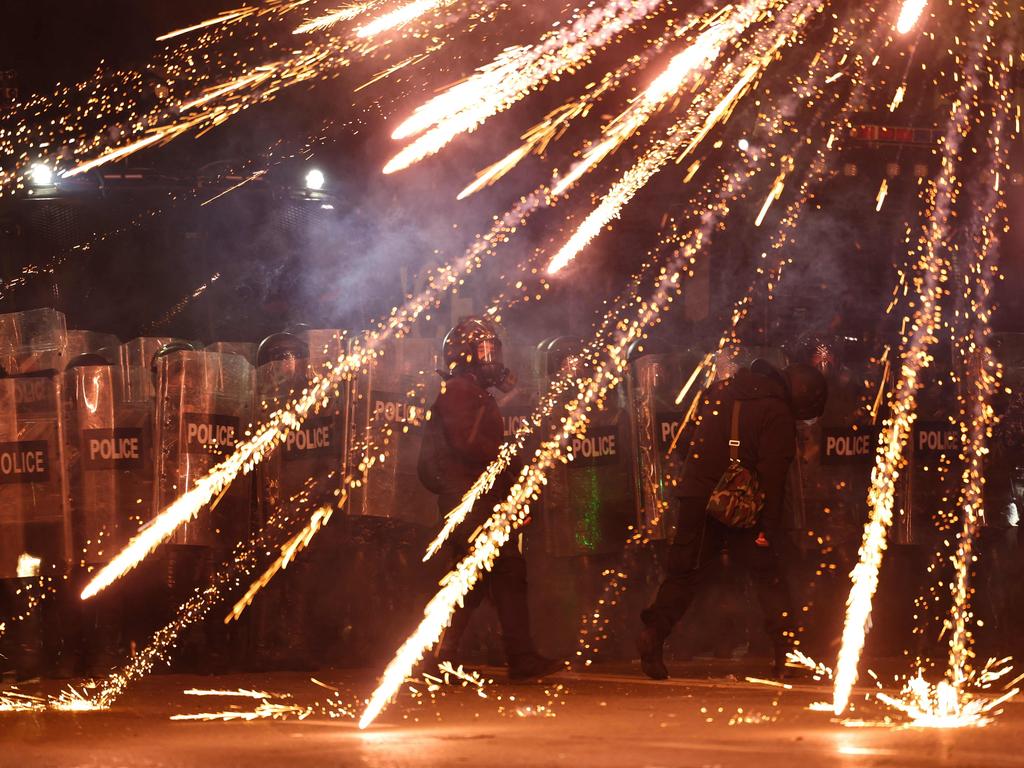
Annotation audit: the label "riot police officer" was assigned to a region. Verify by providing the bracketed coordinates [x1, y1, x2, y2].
[637, 359, 827, 679]
[418, 317, 560, 681]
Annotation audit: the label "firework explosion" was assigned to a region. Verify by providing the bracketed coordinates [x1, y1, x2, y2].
[0, 0, 1018, 743]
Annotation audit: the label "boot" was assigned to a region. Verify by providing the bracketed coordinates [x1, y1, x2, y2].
[507, 652, 563, 682]
[637, 625, 669, 680]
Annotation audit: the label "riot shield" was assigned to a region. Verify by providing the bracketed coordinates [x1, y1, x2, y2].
[205, 342, 257, 366]
[299, 330, 347, 374]
[62, 365, 156, 565]
[625, 350, 705, 541]
[543, 376, 635, 558]
[0, 382, 24, 579]
[117, 337, 185, 401]
[0, 372, 72, 570]
[256, 356, 344, 525]
[790, 349, 881, 547]
[904, 373, 960, 547]
[65, 331, 120, 366]
[0, 308, 68, 374]
[346, 337, 439, 526]
[153, 350, 254, 548]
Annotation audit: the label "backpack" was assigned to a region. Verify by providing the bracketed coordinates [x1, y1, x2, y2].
[706, 401, 764, 528]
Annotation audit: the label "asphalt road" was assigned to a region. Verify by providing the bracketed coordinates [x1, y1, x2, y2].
[2, 660, 1022, 767]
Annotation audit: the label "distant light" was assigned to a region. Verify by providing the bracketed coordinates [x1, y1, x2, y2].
[321, 204, 335, 210]
[29, 163, 54, 187]
[737, 138, 750, 152]
[305, 168, 325, 191]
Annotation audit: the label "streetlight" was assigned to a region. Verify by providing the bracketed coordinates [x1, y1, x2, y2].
[28, 162, 54, 187]
[305, 168, 325, 191]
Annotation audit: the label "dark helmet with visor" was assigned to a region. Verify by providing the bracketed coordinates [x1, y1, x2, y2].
[442, 316, 513, 390]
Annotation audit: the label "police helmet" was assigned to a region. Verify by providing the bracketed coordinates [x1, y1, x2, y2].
[784, 362, 828, 421]
[442, 316, 508, 388]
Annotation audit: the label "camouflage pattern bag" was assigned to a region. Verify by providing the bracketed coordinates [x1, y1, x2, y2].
[706, 402, 764, 528]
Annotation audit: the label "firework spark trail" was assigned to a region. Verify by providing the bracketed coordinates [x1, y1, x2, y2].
[831, 22, 990, 717]
[457, 15, 708, 200]
[943, 24, 1014, 697]
[158, 1, 311, 41]
[383, 0, 668, 173]
[550, 0, 775, 197]
[895, 0, 927, 35]
[360, 184, 739, 727]
[0, 1, 327, 195]
[544, 0, 828, 275]
[295, 2, 381, 33]
[426, 160, 749, 562]
[545, 57, 765, 275]
[356, 0, 460, 38]
[420, 262, 660, 561]
[225, 504, 337, 623]
[81, 191, 546, 601]
[88, 507, 313, 707]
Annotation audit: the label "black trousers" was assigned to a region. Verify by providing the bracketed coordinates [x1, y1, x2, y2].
[436, 493, 536, 663]
[642, 496, 794, 650]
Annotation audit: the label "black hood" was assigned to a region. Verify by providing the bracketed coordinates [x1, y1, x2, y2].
[730, 362, 789, 402]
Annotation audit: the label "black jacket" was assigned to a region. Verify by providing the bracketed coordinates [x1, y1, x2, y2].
[678, 364, 796, 529]
[419, 371, 506, 498]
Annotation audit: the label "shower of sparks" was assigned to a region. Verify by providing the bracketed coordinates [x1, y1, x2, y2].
[184, 688, 275, 699]
[876, 665, 1018, 729]
[356, 0, 457, 38]
[0, 691, 47, 713]
[832, 3, 1013, 716]
[546, 56, 764, 274]
[294, 3, 378, 34]
[172, 702, 312, 721]
[82, 191, 545, 601]
[383, 0, 668, 173]
[362, 178, 743, 727]
[226, 504, 337, 622]
[895, 0, 927, 34]
[2, 0, 1019, 734]
[549, 5, 749, 197]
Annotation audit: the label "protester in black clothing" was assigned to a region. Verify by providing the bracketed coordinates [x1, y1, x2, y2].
[418, 317, 560, 681]
[638, 359, 827, 679]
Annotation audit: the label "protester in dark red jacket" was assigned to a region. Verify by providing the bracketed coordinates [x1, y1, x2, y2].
[418, 317, 560, 682]
[638, 359, 827, 680]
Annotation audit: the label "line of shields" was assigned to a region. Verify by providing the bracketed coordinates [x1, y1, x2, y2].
[2, 307, 1023, 681]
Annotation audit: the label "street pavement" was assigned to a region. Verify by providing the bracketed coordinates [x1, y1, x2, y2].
[2, 660, 1022, 767]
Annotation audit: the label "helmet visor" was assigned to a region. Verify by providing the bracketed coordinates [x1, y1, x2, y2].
[476, 339, 502, 365]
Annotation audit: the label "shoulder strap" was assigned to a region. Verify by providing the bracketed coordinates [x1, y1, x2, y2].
[729, 401, 742, 461]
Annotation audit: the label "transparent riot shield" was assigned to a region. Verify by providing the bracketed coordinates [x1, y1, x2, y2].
[544, 383, 635, 558]
[257, 357, 344, 525]
[0, 373, 71, 571]
[205, 342, 257, 367]
[299, 330, 347, 374]
[117, 337, 185, 401]
[904, 376, 960, 547]
[0, 382, 24, 579]
[791, 360, 880, 549]
[0, 308, 68, 374]
[495, 344, 543, 444]
[154, 350, 254, 548]
[346, 337, 439, 526]
[65, 331, 120, 365]
[625, 350, 705, 541]
[62, 365, 155, 565]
